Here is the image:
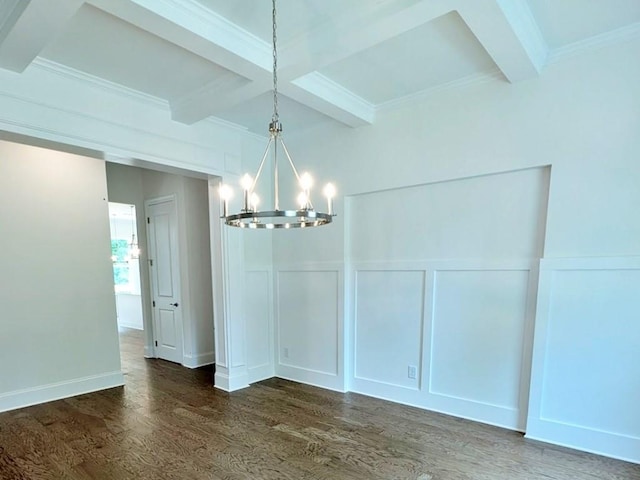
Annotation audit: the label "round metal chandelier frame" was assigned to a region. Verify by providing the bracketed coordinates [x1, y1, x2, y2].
[219, 0, 336, 230]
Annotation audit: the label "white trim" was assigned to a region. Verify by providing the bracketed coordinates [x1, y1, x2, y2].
[32, 57, 252, 135]
[290, 72, 375, 125]
[214, 370, 250, 392]
[526, 256, 640, 464]
[376, 69, 504, 113]
[248, 363, 274, 384]
[31, 57, 167, 108]
[183, 351, 215, 369]
[0, 371, 124, 413]
[548, 21, 640, 64]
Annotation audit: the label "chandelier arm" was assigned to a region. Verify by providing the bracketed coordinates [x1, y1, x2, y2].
[274, 133, 279, 210]
[278, 137, 301, 183]
[251, 136, 274, 192]
[279, 137, 314, 210]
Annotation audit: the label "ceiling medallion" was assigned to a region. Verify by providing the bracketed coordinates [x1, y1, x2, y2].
[219, 0, 336, 229]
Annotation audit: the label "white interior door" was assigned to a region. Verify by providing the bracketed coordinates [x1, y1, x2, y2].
[146, 196, 183, 364]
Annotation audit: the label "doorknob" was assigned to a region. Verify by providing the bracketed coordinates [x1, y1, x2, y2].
[170, 302, 179, 307]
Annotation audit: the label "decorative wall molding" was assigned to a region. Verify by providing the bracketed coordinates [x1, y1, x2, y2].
[526, 256, 640, 463]
[274, 263, 345, 392]
[348, 259, 538, 431]
[245, 267, 275, 384]
[0, 371, 124, 413]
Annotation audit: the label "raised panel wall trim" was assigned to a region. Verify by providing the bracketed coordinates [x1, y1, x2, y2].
[275, 268, 344, 391]
[349, 264, 534, 432]
[0, 371, 125, 413]
[527, 257, 640, 464]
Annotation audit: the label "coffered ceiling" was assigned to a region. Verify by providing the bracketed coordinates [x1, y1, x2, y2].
[0, 0, 638, 134]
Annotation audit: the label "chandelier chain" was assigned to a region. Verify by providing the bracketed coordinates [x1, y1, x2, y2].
[271, 0, 279, 123]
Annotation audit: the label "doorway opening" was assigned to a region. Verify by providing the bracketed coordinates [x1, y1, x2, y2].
[108, 202, 144, 331]
[105, 162, 217, 372]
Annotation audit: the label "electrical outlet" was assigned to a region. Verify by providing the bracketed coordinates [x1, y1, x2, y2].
[283, 347, 289, 359]
[408, 365, 417, 379]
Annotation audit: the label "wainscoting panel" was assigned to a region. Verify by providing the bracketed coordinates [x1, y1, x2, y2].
[354, 270, 425, 390]
[349, 260, 536, 431]
[276, 266, 343, 391]
[526, 257, 640, 463]
[427, 267, 533, 429]
[245, 269, 274, 382]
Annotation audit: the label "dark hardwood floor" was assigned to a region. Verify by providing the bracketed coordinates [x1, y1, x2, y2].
[0, 328, 638, 479]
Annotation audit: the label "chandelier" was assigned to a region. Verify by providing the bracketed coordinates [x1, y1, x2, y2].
[128, 205, 140, 260]
[219, 0, 336, 229]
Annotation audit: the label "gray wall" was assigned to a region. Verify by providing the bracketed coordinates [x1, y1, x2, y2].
[0, 140, 123, 411]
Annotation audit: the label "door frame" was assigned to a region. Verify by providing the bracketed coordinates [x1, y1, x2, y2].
[145, 193, 183, 361]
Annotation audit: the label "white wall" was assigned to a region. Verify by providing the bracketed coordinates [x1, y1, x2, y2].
[270, 37, 640, 462]
[0, 140, 123, 412]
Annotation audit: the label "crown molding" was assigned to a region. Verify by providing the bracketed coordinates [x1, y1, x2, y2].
[31, 57, 262, 137]
[134, 0, 271, 70]
[290, 72, 375, 126]
[31, 57, 168, 108]
[547, 21, 640, 64]
[376, 68, 504, 113]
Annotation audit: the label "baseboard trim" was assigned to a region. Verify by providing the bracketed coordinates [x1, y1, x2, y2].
[214, 371, 249, 392]
[183, 351, 215, 369]
[0, 371, 125, 413]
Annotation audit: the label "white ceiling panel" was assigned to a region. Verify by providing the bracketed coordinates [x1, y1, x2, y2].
[0, 0, 633, 132]
[40, 4, 248, 101]
[194, 0, 374, 44]
[216, 91, 333, 135]
[527, 0, 640, 48]
[319, 11, 498, 105]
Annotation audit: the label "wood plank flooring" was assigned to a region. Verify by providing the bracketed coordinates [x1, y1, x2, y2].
[1, 328, 638, 479]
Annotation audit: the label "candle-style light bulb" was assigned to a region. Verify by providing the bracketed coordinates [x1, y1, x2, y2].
[240, 174, 253, 211]
[323, 182, 336, 215]
[240, 174, 253, 191]
[297, 192, 308, 210]
[219, 184, 233, 217]
[250, 193, 260, 212]
[299, 172, 313, 191]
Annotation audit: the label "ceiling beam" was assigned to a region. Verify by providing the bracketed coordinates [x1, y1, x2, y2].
[172, 0, 453, 126]
[458, 0, 548, 83]
[91, 0, 549, 127]
[0, 0, 84, 73]
[286, 73, 375, 127]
